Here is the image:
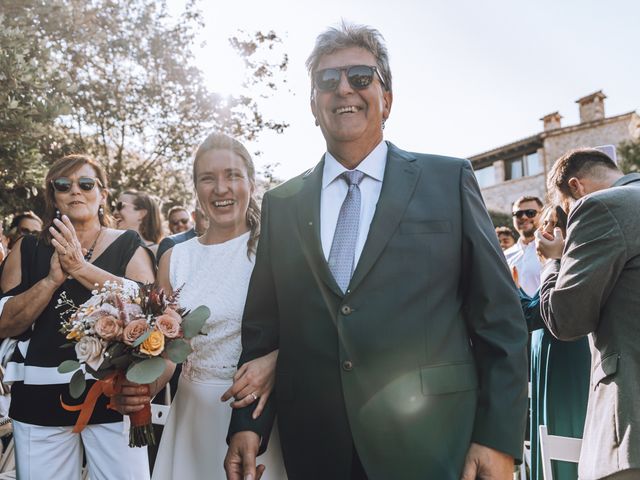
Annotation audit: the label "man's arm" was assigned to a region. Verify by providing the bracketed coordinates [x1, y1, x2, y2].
[459, 162, 529, 462]
[226, 193, 280, 471]
[539, 197, 626, 340]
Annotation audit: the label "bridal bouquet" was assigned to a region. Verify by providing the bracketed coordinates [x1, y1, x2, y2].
[56, 280, 209, 447]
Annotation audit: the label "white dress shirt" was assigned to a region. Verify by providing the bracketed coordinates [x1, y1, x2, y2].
[320, 141, 388, 266]
[504, 238, 542, 297]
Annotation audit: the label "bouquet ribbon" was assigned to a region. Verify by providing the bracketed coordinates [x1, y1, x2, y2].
[60, 371, 123, 433]
[60, 371, 154, 445]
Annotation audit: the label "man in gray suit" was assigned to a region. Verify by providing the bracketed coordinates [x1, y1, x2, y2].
[538, 148, 640, 480]
[225, 23, 528, 480]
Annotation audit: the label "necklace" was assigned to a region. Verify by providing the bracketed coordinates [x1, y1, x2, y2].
[84, 227, 103, 262]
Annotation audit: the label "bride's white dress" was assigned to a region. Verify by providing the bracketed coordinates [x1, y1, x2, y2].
[152, 233, 286, 480]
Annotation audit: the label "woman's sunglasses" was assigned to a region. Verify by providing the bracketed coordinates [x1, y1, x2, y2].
[51, 176, 102, 193]
[114, 201, 136, 212]
[313, 65, 386, 92]
[512, 209, 539, 219]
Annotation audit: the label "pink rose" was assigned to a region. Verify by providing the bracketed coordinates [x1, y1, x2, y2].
[94, 315, 124, 341]
[155, 314, 181, 338]
[163, 308, 182, 324]
[122, 319, 150, 346]
[75, 336, 105, 370]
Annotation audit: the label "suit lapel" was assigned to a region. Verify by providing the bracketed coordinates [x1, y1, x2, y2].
[348, 143, 420, 293]
[296, 158, 343, 297]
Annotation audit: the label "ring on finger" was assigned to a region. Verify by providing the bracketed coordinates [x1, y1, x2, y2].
[250, 392, 258, 401]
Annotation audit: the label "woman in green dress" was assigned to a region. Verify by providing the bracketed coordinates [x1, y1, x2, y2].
[519, 205, 590, 480]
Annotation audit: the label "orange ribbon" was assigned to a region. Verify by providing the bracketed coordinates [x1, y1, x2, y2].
[61, 371, 151, 433]
[61, 371, 122, 433]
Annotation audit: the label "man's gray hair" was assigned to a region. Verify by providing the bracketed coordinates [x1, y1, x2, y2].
[306, 22, 392, 94]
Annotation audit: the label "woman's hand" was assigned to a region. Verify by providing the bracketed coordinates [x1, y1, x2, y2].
[45, 251, 67, 288]
[110, 379, 152, 415]
[221, 349, 278, 419]
[49, 216, 87, 277]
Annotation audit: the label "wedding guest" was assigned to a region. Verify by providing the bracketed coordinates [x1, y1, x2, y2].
[114, 190, 164, 256]
[166, 206, 193, 235]
[114, 133, 286, 480]
[538, 148, 640, 479]
[156, 206, 209, 262]
[495, 226, 516, 250]
[504, 196, 543, 296]
[7, 211, 43, 250]
[519, 204, 589, 480]
[0, 154, 155, 480]
[225, 22, 527, 480]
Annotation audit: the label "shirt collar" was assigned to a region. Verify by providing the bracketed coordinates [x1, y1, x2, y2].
[322, 141, 388, 189]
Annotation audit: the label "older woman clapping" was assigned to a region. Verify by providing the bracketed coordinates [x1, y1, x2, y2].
[0, 154, 155, 480]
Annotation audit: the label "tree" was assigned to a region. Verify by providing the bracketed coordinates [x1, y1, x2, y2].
[0, 8, 70, 218]
[0, 0, 289, 220]
[618, 139, 640, 174]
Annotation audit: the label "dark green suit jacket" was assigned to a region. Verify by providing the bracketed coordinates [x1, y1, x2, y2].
[229, 143, 528, 480]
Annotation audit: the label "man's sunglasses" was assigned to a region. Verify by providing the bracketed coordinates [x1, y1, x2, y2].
[170, 218, 191, 226]
[313, 65, 386, 92]
[512, 209, 539, 219]
[51, 176, 103, 193]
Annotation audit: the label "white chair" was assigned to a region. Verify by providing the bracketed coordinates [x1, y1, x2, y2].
[539, 425, 582, 480]
[151, 404, 170, 426]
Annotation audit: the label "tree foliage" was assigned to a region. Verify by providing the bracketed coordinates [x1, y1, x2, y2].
[618, 139, 640, 174]
[0, 0, 289, 221]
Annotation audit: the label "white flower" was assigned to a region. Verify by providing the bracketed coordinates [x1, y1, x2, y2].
[74, 336, 106, 371]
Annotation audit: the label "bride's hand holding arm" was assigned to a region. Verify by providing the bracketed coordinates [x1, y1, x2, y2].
[221, 349, 278, 419]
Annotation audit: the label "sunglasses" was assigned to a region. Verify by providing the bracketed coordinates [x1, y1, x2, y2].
[512, 209, 539, 219]
[18, 227, 40, 235]
[313, 65, 386, 92]
[170, 218, 191, 226]
[52, 176, 102, 193]
[114, 201, 136, 212]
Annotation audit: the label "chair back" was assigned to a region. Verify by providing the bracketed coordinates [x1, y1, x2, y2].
[539, 425, 582, 480]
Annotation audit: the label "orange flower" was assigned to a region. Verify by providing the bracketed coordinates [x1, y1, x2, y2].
[140, 329, 164, 356]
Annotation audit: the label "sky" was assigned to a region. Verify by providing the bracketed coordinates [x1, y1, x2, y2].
[168, 0, 639, 180]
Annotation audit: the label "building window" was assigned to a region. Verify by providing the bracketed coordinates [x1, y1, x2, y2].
[505, 151, 543, 180]
[475, 164, 496, 188]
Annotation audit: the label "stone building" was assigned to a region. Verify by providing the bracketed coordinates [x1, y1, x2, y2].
[470, 91, 640, 213]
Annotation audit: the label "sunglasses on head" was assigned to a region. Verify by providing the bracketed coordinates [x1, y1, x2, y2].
[512, 209, 539, 219]
[51, 176, 102, 193]
[313, 65, 386, 92]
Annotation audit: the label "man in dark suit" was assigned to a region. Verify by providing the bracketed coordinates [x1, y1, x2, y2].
[538, 148, 640, 480]
[225, 23, 528, 480]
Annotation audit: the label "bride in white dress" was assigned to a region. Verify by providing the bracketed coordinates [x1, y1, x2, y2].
[150, 133, 285, 479]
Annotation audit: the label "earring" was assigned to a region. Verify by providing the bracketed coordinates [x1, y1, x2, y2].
[314, 118, 319, 127]
[98, 205, 104, 218]
[55, 209, 61, 219]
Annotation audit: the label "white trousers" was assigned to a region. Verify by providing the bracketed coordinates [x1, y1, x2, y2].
[12, 420, 150, 480]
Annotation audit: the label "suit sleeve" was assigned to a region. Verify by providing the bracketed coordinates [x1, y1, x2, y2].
[539, 197, 626, 340]
[227, 193, 279, 454]
[459, 162, 529, 459]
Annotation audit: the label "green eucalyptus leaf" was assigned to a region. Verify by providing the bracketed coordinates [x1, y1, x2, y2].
[181, 305, 210, 339]
[132, 329, 152, 348]
[69, 369, 86, 399]
[165, 339, 192, 364]
[126, 357, 166, 384]
[58, 359, 80, 374]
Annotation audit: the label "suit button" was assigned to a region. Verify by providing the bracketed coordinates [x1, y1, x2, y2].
[342, 360, 353, 371]
[340, 305, 352, 315]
